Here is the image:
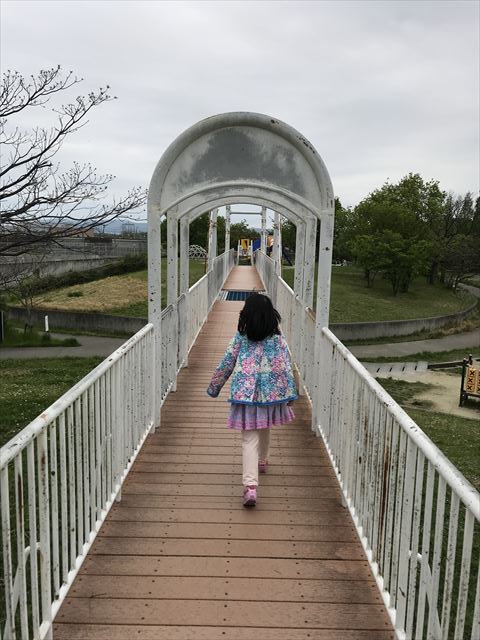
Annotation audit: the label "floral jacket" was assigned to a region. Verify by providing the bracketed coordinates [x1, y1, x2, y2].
[207, 332, 298, 406]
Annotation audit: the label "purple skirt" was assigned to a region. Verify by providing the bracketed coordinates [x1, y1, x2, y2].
[227, 402, 295, 430]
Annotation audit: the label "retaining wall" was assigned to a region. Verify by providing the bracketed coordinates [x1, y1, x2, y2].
[7, 307, 146, 336]
[7, 297, 477, 341]
[330, 299, 478, 341]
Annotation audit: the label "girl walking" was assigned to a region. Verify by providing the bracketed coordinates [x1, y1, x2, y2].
[207, 293, 297, 507]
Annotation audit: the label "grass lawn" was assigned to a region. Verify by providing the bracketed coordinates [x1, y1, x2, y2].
[0, 357, 102, 447]
[0, 324, 79, 348]
[28, 259, 474, 324]
[281, 264, 475, 323]
[33, 259, 207, 318]
[377, 377, 480, 490]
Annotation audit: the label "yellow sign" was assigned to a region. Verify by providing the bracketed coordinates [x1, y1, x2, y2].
[464, 366, 480, 395]
[240, 239, 250, 254]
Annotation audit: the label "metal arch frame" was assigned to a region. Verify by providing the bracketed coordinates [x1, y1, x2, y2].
[148, 112, 334, 429]
[181, 195, 318, 307]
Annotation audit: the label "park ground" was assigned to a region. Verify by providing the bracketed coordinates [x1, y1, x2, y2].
[25, 262, 477, 323]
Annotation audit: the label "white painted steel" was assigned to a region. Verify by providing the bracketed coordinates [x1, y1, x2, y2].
[254, 257, 480, 640]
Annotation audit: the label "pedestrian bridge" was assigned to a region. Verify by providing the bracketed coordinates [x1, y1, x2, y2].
[1, 113, 479, 640]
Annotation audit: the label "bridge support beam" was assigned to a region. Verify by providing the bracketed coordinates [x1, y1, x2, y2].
[225, 206, 231, 281]
[303, 217, 317, 309]
[314, 210, 335, 433]
[207, 208, 218, 272]
[179, 217, 190, 368]
[147, 207, 163, 431]
[261, 206, 267, 254]
[273, 211, 281, 276]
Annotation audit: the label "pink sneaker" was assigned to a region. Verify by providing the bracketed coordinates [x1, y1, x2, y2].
[258, 459, 268, 474]
[243, 485, 257, 507]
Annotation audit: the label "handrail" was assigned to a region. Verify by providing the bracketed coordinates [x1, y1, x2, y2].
[0, 323, 154, 470]
[255, 249, 480, 640]
[322, 327, 480, 518]
[0, 247, 236, 640]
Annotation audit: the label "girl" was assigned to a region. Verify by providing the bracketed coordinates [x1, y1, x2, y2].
[207, 293, 297, 507]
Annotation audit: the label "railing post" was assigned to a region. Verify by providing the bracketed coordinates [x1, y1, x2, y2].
[303, 216, 317, 309]
[179, 217, 190, 368]
[273, 211, 281, 276]
[225, 205, 231, 281]
[261, 206, 267, 254]
[207, 208, 218, 272]
[148, 204, 162, 431]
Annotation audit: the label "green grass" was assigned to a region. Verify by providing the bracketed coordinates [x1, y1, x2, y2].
[362, 348, 480, 364]
[0, 357, 102, 447]
[0, 325, 80, 348]
[32, 259, 208, 319]
[377, 377, 480, 490]
[281, 264, 475, 323]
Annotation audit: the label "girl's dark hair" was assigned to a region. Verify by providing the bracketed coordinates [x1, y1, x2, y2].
[238, 293, 281, 342]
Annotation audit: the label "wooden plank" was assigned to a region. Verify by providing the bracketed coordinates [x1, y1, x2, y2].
[127, 472, 339, 487]
[106, 507, 350, 526]
[69, 575, 382, 603]
[118, 494, 344, 511]
[53, 624, 396, 640]
[131, 462, 335, 476]
[90, 537, 364, 559]
[80, 555, 374, 580]
[56, 598, 392, 629]
[98, 521, 357, 542]
[122, 483, 341, 498]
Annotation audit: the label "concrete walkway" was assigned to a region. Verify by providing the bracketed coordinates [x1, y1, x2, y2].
[0, 334, 125, 360]
[349, 329, 479, 360]
[2, 328, 478, 362]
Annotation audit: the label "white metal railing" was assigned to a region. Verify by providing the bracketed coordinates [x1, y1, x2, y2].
[186, 249, 235, 352]
[0, 323, 154, 640]
[255, 250, 480, 640]
[0, 248, 235, 640]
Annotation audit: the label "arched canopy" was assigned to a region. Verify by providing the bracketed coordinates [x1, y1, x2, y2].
[147, 112, 334, 340]
[147, 112, 335, 427]
[147, 111, 334, 223]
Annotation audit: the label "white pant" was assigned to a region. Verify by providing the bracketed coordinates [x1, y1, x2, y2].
[242, 428, 271, 486]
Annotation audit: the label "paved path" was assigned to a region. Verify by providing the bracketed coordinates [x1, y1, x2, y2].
[0, 334, 125, 360]
[349, 329, 479, 360]
[2, 327, 477, 362]
[54, 270, 393, 639]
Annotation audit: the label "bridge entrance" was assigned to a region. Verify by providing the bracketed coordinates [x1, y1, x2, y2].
[2, 113, 477, 640]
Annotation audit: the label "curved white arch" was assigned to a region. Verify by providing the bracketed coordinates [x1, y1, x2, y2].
[148, 111, 334, 221]
[147, 112, 334, 426]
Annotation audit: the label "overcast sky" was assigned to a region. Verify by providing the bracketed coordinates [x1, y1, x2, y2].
[2, 0, 479, 226]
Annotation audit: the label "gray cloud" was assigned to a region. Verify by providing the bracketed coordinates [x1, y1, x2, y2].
[2, 0, 478, 217]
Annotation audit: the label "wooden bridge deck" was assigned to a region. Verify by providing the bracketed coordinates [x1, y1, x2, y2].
[54, 267, 394, 639]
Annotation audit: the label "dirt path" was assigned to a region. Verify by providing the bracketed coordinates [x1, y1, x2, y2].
[382, 370, 479, 420]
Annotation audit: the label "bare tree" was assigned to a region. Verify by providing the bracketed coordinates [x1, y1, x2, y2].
[0, 66, 147, 256]
[0, 252, 49, 330]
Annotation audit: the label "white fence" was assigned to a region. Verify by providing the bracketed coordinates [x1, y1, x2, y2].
[255, 251, 480, 640]
[0, 248, 235, 640]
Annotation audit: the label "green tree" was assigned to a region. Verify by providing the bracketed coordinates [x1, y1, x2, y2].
[333, 198, 355, 262]
[350, 174, 445, 293]
[440, 234, 480, 290]
[229, 219, 258, 248]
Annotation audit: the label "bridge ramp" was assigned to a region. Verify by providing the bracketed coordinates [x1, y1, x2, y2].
[54, 268, 393, 639]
